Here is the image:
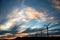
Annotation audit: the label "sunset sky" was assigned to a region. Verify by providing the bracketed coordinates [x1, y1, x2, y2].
[0, 0, 60, 38]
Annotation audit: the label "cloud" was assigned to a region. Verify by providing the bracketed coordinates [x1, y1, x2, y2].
[6, 6, 47, 30]
[0, 6, 47, 38]
[0, 7, 27, 30]
[43, 30, 58, 33]
[19, 25, 26, 28]
[52, 0, 60, 10]
[0, 18, 18, 30]
[52, 0, 60, 5]
[55, 6, 60, 10]
[25, 7, 46, 22]
[30, 26, 42, 30]
[47, 17, 58, 24]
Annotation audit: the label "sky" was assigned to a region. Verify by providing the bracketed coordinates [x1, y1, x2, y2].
[0, 0, 60, 38]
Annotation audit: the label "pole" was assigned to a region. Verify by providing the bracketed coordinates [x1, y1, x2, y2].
[45, 23, 51, 37]
[41, 30, 42, 37]
[46, 25, 48, 37]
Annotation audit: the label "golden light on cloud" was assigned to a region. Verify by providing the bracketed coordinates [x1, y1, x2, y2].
[55, 6, 60, 10]
[19, 25, 26, 28]
[52, 0, 60, 10]
[0, 8, 26, 30]
[25, 7, 45, 17]
[52, 0, 60, 5]
[0, 6, 47, 35]
[0, 0, 60, 39]
[22, 19, 29, 22]
[0, 6, 47, 38]
[25, 7, 46, 22]
[0, 18, 18, 30]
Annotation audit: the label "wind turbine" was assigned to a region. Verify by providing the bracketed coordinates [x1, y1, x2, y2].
[44, 22, 51, 37]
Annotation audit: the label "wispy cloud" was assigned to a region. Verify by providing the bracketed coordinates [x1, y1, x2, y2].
[51, 0, 60, 10]
[25, 7, 47, 22]
[0, 7, 27, 30]
[0, 6, 58, 38]
[1, 6, 47, 30]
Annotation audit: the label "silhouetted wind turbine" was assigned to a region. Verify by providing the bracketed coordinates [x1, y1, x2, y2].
[44, 22, 51, 37]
